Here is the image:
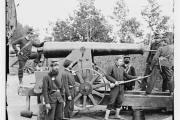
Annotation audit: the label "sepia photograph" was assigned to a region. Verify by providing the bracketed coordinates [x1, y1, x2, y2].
[5, 0, 174, 120]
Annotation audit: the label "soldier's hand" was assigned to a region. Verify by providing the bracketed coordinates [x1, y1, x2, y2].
[72, 70, 76, 75]
[109, 83, 115, 88]
[115, 81, 119, 86]
[68, 96, 72, 100]
[46, 104, 51, 110]
[16, 51, 20, 56]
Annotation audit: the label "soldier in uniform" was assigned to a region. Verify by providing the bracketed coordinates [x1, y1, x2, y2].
[104, 57, 139, 120]
[61, 59, 76, 119]
[146, 33, 174, 94]
[122, 56, 136, 90]
[11, 28, 45, 87]
[42, 60, 65, 120]
[140, 34, 167, 90]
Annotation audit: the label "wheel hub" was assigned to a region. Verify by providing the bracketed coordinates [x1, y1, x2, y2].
[79, 82, 92, 95]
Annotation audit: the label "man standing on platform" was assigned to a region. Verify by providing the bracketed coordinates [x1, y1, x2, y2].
[146, 33, 174, 94]
[104, 57, 138, 120]
[122, 56, 136, 90]
[12, 28, 45, 87]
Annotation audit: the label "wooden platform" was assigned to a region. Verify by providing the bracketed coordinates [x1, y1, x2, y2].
[19, 87, 173, 111]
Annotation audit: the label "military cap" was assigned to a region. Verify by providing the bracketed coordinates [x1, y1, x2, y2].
[26, 28, 34, 34]
[50, 59, 59, 66]
[123, 56, 130, 59]
[63, 59, 72, 68]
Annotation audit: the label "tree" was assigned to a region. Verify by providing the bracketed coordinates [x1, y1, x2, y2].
[141, 0, 170, 44]
[52, 0, 112, 42]
[111, 0, 142, 43]
[111, 0, 129, 25]
[118, 18, 143, 43]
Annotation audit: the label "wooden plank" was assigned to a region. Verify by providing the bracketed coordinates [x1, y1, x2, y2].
[18, 87, 40, 96]
[124, 91, 171, 96]
[100, 92, 173, 111]
[123, 94, 173, 108]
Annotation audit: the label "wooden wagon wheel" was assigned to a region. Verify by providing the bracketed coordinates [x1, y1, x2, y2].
[74, 68, 107, 109]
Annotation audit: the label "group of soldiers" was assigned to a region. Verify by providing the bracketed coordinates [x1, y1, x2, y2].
[11, 28, 174, 120]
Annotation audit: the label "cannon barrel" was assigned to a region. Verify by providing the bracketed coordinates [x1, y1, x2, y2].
[9, 42, 145, 59]
[43, 42, 144, 58]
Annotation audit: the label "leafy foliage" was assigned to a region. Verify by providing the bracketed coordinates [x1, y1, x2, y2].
[141, 0, 170, 43]
[118, 18, 143, 43]
[52, 0, 112, 42]
[111, 0, 142, 43]
[112, 0, 129, 24]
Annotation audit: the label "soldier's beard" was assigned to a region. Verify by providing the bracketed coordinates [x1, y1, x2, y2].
[49, 69, 59, 77]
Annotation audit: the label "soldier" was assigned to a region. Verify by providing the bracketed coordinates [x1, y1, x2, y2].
[11, 28, 45, 87]
[146, 33, 174, 94]
[122, 56, 136, 90]
[140, 34, 167, 90]
[104, 57, 139, 120]
[62, 59, 76, 119]
[42, 60, 65, 120]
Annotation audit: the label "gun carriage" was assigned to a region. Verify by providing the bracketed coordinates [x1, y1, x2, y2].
[13, 42, 172, 119]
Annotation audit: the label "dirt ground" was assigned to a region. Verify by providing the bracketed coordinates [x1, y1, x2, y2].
[7, 74, 173, 120]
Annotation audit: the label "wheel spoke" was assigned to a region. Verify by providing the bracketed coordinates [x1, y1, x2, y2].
[92, 90, 104, 98]
[92, 83, 105, 89]
[90, 75, 99, 84]
[76, 72, 84, 83]
[88, 94, 97, 105]
[84, 76, 90, 82]
[83, 95, 87, 108]
[74, 93, 82, 102]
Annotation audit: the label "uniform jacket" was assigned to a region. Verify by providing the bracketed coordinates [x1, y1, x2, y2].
[105, 64, 137, 83]
[42, 74, 64, 104]
[146, 41, 163, 65]
[122, 64, 136, 77]
[12, 36, 44, 60]
[151, 44, 174, 68]
[61, 68, 76, 98]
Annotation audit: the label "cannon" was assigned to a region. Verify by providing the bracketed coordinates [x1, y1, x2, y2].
[16, 42, 173, 119]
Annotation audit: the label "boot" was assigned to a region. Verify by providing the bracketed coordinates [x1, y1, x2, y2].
[115, 108, 125, 120]
[104, 109, 110, 120]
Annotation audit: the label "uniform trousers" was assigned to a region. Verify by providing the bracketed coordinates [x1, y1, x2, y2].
[146, 65, 173, 93]
[107, 85, 124, 110]
[45, 101, 64, 120]
[64, 88, 75, 118]
[18, 58, 27, 82]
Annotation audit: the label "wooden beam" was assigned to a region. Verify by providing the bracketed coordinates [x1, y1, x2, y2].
[100, 91, 173, 111]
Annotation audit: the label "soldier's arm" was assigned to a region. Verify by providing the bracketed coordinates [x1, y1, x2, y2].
[123, 70, 137, 79]
[105, 66, 117, 83]
[62, 74, 71, 97]
[42, 77, 50, 104]
[32, 40, 45, 47]
[131, 66, 136, 76]
[11, 37, 23, 53]
[151, 47, 162, 68]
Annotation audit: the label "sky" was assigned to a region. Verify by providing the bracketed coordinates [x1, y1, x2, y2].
[14, 0, 174, 40]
